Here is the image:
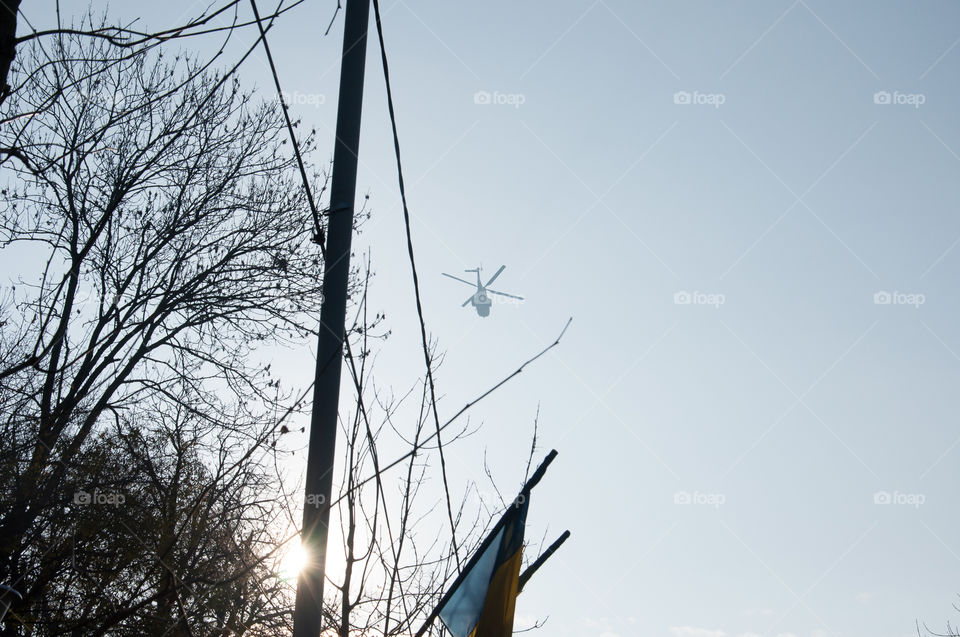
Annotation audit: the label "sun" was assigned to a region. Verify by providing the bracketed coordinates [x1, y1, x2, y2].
[280, 539, 310, 581]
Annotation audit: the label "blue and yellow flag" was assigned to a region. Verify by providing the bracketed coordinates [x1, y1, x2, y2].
[438, 497, 528, 637]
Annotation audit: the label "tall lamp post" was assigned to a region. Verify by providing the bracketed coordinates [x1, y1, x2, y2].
[291, 0, 371, 635]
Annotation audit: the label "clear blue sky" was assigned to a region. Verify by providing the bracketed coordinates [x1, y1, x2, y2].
[22, 2, 960, 636]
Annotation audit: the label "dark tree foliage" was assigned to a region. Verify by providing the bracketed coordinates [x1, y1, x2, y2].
[0, 26, 335, 634]
[0, 1, 20, 102]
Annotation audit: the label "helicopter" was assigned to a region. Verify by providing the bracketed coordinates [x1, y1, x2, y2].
[442, 265, 523, 317]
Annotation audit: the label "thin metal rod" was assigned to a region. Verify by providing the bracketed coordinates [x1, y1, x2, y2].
[518, 530, 570, 593]
[292, 1, 371, 635]
[413, 450, 559, 637]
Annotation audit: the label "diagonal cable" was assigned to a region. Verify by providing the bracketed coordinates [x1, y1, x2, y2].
[370, 0, 461, 569]
[249, 0, 325, 251]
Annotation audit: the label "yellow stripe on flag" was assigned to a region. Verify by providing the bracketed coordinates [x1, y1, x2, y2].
[467, 546, 524, 637]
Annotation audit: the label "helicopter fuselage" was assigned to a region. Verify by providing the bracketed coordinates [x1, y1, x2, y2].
[442, 265, 521, 319]
[471, 289, 492, 316]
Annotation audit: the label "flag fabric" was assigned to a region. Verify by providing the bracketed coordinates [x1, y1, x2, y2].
[438, 497, 529, 637]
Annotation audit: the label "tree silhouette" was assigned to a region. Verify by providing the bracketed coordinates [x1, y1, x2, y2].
[0, 25, 336, 633]
[0, 8, 563, 636]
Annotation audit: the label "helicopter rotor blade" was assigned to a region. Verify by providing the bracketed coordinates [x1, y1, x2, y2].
[462, 294, 474, 307]
[442, 272, 477, 287]
[486, 288, 524, 300]
[484, 265, 506, 288]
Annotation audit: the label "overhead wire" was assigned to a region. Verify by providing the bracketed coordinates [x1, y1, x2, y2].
[249, 0, 326, 252]
[370, 0, 462, 569]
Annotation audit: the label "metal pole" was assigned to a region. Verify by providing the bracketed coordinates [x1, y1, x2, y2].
[292, 0, 371, 635]
[517, 530, 570, 593]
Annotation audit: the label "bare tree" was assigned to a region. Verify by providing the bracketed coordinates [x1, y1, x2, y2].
[920, 598, 960, 637]
[0, 8, 567, 636]
[0, 25, 340, 633]
[299, 264, 559, 637]
[7, 397, 301, 635]
[0, 1, 315, 106]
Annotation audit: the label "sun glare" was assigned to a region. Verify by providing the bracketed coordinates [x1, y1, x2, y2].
[280, 540, 310, 581]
